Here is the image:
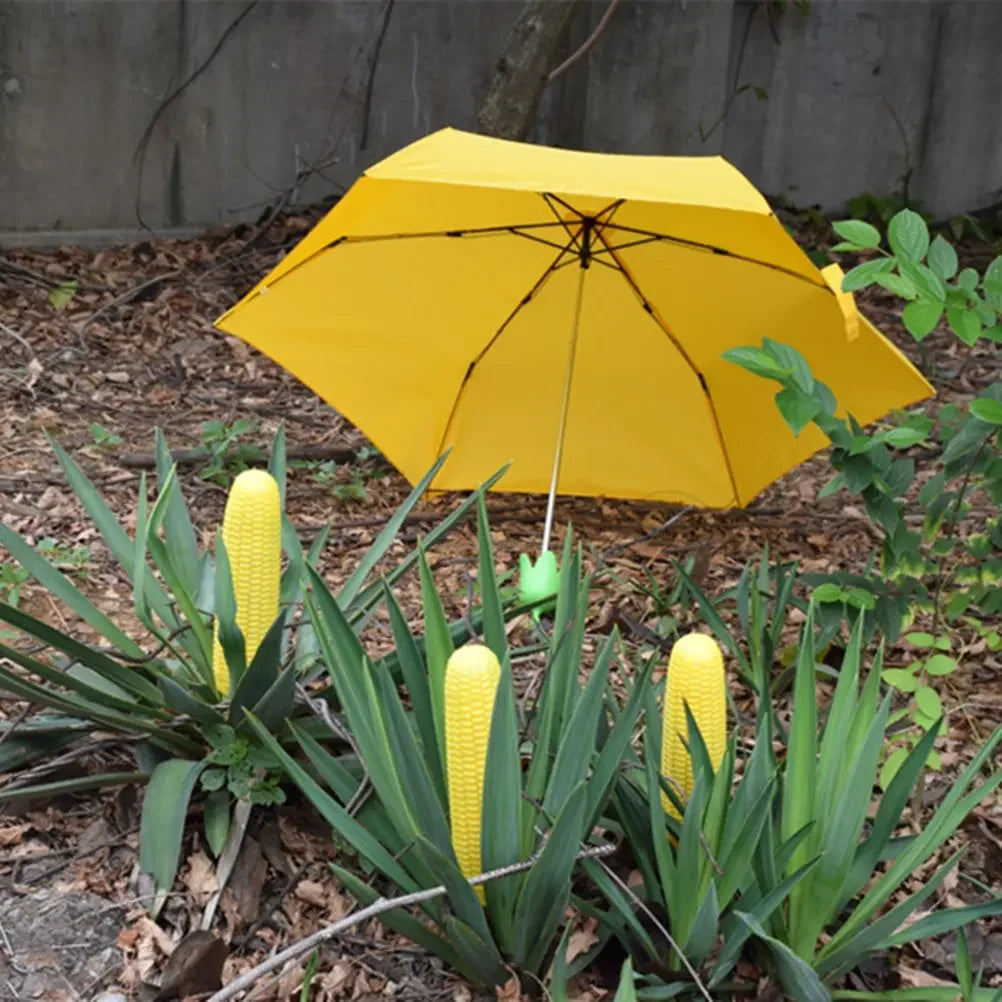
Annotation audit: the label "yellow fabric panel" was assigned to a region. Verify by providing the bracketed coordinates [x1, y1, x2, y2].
[367, 127, 767, 212]
[437, 262, 736, 504]
[216, 128, 935, 509]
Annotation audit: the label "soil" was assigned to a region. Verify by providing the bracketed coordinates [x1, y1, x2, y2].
[0, 214, 1000, 1000]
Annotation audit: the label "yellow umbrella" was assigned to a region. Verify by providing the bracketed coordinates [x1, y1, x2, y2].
[216, 127, 932, 558]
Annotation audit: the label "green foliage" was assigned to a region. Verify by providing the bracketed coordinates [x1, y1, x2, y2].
[604, 614, 1002, 1000]
[254, 510, 647, 988]
[0, 426, 510, 908]
[197, 418, 264, 485]
[725, 221, 1002, 637]
[87, 422, 124, 448]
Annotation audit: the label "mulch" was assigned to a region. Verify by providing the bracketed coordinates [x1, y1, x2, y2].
[0, 212, 999, 999]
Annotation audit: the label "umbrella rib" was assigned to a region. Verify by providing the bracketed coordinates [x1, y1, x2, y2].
[598, 222, 826, 287]
[431, 231, 581, 465]
[595, 227, 742, 508]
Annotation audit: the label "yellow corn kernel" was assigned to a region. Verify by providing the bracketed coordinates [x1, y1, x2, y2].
[660, 632, 726, 818]
[211, 469, 281, 697]
[445, 644, 501, 904]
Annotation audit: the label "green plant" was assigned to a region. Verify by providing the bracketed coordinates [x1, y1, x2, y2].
[0, 562, 30, 607]
[0, 427, 508, 907]
[35, 538, 92, 577]
[87, 422, 123, 448]
[251, 510, 648, 989]
[725, 209, 1002, 782]
[597, 614, 1002, 1000]
[878, 629, 955, 786]
[198, 418, 264, 485]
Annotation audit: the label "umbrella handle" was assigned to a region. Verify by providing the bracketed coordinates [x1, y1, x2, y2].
[542, 262, 587, 553]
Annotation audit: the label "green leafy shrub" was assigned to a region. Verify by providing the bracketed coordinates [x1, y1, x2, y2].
[252, 508, 648, 989]
[0, 427, 507, 906]
[599, 616, 1002, 1000]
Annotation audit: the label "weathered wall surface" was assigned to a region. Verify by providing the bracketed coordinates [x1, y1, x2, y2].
[0, 0, 999, 240]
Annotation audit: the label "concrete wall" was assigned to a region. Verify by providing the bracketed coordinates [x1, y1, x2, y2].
[1, 0, 1000, 240]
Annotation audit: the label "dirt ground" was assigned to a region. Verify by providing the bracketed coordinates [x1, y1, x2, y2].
[0, 214, 1000, 1000]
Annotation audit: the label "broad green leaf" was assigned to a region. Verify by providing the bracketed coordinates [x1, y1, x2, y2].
[883, 426, 927, 448]
[888, 209, 930, 261]
[925, 653, 957, 676]
[831, 219, 881, 250]
[902, 299, 944, 340]
[841, 258, 895, 292]
[947, 304, 982, 345]
[775, 385, 820, 434]
[874, 272, 918, 299]
[722, 345, 789, 382]
[926, 235, 958, 279]
[970, 397, 1002, 425]
[881, 668, 918, 692]
[914, 685, 942, 718]
[139, 758, 207, 907]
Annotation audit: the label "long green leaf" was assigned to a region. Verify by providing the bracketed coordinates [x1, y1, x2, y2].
[229, 613, 285, 727]
[735, 912, 831, 1002]
[337, 454, 449, 607]
[139, 758, 206, 907]
[784, 607, 820, 954]
[476, 497, 508, 658]
[48, 435, 179, 634]
[346, 464, 509, 618]
[155, 430, 201, 598]
[512, 783, 588, 973]
[0, 770, 148, 803]
[331, 866, 476, 981]
[481, 649, 523, 952]
[381, 581, 446, 802]
[543, 630, 614, 819]
[0, 525, 146, 657]
[0, 600, 162, 702]
[418, 548, 452, 772]
[246, 713, 421, 893]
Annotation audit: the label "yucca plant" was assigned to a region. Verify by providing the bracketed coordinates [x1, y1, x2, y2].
[596, 611, 1002, 1000]
[249, 502, 649, 989]
[0, 427, 509, 904]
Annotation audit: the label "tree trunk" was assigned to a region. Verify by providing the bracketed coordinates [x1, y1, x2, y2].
[477, 0, 584, 141]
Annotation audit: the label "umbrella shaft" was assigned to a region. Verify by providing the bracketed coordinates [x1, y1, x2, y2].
[542, 262, 587, 553]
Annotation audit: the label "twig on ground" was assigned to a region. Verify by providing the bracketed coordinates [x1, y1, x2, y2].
[205, 842, 616, 1002]
[0, 319, 34, 355]
[76, 269, 185, 343]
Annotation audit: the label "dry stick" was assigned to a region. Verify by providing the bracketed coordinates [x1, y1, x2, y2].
[595, 859, 713, 1002]
[76, 268, 186, 344]
[205, 842, 616, 1002]
[547, 0, 622, 83]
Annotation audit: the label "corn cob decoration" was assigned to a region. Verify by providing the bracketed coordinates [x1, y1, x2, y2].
[660, 632, 727, 818]
[211, 468, 281, 697]
[445, 644, 501, 904]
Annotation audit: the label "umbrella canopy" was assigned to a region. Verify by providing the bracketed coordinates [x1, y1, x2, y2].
[216, 127, 932, 511]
